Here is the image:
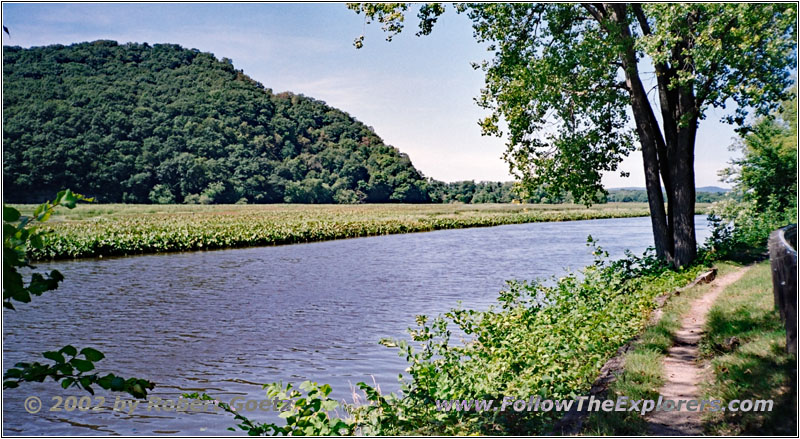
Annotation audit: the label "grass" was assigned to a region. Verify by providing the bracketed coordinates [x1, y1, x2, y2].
[6, 202, 683, 260]
[699, 261, 796, 435]
[582, 262, 741, 435]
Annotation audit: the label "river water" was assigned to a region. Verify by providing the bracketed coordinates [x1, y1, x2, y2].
[3, 215, 710, 435]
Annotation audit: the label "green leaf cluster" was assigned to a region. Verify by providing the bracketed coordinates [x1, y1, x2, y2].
[4, 346, 154, 398]
[3, 189, 90, 308]
[185, 381, 353, 436]
[722, 87, 797, 213]
[704, 87, 798, 259]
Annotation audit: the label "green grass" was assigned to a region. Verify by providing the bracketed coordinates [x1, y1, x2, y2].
[582, 262, 741, 435]
[699, 261, 796, 435]
[7, 202, 678, 260]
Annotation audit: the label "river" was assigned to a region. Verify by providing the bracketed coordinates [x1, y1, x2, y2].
[2, 215, 710, 435]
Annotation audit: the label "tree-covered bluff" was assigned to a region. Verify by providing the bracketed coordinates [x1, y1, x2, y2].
[3, 40, 430, 204]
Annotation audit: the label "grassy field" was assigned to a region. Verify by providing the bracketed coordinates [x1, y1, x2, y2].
[5, 202, 692, 260]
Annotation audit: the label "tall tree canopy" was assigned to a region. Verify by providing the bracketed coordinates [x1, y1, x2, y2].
[3, 41, 430, 204]
[350, 3, 797, 267]
[723, 86, 798, 212]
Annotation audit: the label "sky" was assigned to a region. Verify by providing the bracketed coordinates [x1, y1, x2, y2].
[2, 2, 750, 188]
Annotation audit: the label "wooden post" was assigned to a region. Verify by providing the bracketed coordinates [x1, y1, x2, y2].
[768, 224, 797, 356]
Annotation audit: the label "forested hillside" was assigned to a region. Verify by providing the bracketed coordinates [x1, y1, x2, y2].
[3, 41, 430, 204]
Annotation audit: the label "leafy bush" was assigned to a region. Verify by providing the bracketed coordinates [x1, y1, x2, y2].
[706, 84, 798, 261]
[722, 86, 797, 213]
[702, 198, 797, 261]
[149, 184, 175, 204]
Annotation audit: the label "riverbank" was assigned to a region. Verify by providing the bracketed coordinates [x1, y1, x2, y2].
[200, 249, 791, 436]
[581, 262, 743, 434]
[582, 260, 795, 435]
[11, 202, 710, 260]
[190, 242, 714, 435]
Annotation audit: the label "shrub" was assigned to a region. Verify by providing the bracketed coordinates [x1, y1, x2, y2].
[148, 184, 175, 204]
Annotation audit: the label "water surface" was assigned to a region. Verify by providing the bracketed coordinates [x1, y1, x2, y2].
[3, 215, 710, 435]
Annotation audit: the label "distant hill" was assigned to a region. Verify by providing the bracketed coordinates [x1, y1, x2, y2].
[3, 41, 429, 204]
[609, 186, 731, 193]
[696, 186, 731, 193]
[606, 186, 734, 203]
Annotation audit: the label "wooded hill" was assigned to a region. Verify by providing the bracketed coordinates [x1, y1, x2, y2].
[2, 41, 737, 206]
[3, 41, 431, 204]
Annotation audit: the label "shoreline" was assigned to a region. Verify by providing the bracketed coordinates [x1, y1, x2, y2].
[14, 203, 710, 261]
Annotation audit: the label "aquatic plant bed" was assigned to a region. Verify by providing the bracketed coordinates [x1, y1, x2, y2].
[8, 203, 705, 260]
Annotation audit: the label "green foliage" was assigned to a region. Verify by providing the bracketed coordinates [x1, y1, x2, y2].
[9, 203, 654, 260]
[263, 381, 353, 436]
[704, 87, 798, 261]
[205, 241, 705, 435]
[3, 190, 155, 399]
[420, 181, 715, 205]
[702, 199, 796, 261]
[148, 184, 175, 204]
[3, 189, 89, 309]
[3, 41, 429, 204]
[637, 4, 796, 125]
[4, 347, 154, 398]
[185, 381, 354, 436]
[699, 262, 796, 435]
[722, 87, 797, 212]
[426, 180, 519, 204]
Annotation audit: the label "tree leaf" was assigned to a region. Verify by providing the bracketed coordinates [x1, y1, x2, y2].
[3, 206, 20, 222]
[3, 368, 22, 378]
[110, 376, 125, 391]
[80, 347, 105, 362]
[43, 351, 65, 364]
[59, 345, 78, 356]
[69, 358, 94, 373]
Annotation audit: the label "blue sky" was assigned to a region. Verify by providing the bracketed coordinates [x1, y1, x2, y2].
[2, 3, 749, 187]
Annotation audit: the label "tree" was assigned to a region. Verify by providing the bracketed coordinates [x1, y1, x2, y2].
[350, 3, 797, 267]
[722, 86, 798, 212]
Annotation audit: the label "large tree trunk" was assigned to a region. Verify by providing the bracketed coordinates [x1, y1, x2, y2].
[635, 103, 673, 263]
[600, 2, 702, 267]
[669, 160, 697, 268]
[637, 133, 673, 262]
[606, 3, 674, 262]
[666, 117, 698, 268]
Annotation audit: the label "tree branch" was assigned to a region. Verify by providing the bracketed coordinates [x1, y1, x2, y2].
[581, 3, 605, 23]
[631, 4, 651, 35]
[695, 16, 739, 109]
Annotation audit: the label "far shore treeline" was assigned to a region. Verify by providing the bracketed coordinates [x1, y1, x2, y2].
[3, 41, 730, 205]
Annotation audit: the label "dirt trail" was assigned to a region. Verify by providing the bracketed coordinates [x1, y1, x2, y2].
[646, 266, 751, 435]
